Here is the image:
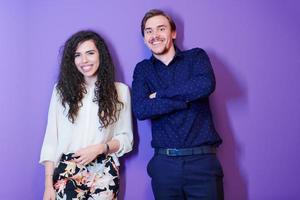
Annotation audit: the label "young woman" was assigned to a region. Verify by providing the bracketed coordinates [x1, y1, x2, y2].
[40, 30, 133, 200]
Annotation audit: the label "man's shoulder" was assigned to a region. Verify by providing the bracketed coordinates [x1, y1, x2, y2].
[134, 58, 152, 74]
[136, 58, 152, 67]
[182, 47, 206, 55]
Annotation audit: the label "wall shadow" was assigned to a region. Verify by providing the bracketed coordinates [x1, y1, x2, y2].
[117, 116, 140, 200]
[208, 50, 249, 200]
[103, 34, 141, 200]
[102, 32, 125, 83]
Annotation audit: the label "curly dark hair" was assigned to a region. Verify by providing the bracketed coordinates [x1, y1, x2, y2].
[56, 30, 123, 128]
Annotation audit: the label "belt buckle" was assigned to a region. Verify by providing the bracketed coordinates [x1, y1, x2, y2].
[166, 148, 179, 156]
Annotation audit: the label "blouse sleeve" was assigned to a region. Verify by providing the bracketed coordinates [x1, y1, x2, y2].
[39, 86, 59, 165]
[112, 83, 133, 157]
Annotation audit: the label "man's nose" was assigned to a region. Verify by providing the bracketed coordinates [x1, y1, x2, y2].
[153, 29, 159, 37]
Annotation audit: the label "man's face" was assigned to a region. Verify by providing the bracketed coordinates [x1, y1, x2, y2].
[143, 15, 176, 56]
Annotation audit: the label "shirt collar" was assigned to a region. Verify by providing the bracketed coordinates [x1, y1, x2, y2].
[150, 46, 184, 64]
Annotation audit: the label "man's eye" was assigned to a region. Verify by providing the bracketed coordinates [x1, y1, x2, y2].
[160, 27, 165, 31]
[145, 30, 152, 34]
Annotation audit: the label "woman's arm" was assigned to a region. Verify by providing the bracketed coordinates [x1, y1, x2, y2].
[73, 83, 133, 165]
[73, 140, 119, 166]
[43, 161, 56, 200]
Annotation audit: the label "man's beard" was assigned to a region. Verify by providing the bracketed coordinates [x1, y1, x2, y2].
[151, 45, 169, 56]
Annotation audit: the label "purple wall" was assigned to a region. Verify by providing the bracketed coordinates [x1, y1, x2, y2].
[1, 1, 300, 199]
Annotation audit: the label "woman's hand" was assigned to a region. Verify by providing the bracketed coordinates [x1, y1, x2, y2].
[43, 186, 55, 200]
[73, 143, 106, 165]
[43, 161, 55, 200]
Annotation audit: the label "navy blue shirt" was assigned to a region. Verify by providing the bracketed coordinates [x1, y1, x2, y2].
[132, 48, 222, 148]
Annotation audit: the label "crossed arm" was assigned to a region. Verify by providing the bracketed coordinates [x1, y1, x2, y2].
[132, 67, 187, 120]
[132, 49, 215, 120]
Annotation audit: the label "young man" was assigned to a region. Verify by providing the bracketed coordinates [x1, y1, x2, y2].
[132, 9, 224, 200]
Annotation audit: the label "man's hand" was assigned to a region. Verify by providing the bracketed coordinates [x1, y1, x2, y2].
[149, 92, 156, 99]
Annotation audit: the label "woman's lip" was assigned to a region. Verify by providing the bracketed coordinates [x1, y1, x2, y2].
[81, 64, 93, 71]
[81, 64, 92, 68]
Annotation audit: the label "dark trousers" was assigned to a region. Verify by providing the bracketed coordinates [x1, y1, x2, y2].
[147, 153, 224, 200]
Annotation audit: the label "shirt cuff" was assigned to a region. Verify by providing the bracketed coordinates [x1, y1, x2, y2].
[112, 134, 133, 157]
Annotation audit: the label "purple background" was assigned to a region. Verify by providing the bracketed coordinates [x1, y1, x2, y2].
[1, 1, 300, 199]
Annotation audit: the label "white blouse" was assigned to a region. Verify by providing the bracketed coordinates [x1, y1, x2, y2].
[39, 82, 133, 166]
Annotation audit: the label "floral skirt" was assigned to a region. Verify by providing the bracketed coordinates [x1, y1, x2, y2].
[53, 153, 119, 200]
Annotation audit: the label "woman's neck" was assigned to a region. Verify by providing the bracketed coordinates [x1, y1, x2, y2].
[85, 75, 97, 87]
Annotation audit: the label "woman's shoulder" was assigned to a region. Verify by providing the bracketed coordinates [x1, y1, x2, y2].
[52, 83, 60, 96]
[114, 82, 129, 91]
[114, 82, 130, 100]
[50, 83, 63, 103]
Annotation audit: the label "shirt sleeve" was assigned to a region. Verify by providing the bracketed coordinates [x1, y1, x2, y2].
[157, 48, 216, 102]
[132, 63, 187, 120]
[112, 84, 134, 157]
[39, 86, 59, 165]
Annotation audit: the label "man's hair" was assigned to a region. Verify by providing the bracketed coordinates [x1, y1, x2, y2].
[141, 9, 176, 37]
[56, 30, 123, 128]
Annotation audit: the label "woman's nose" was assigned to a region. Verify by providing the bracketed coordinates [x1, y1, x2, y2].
[81, 55, 88, 63]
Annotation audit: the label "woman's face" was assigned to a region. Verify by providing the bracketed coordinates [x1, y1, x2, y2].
[74, 39, 100, 84]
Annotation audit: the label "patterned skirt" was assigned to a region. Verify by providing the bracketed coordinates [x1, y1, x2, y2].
[53, 153, 119, 200]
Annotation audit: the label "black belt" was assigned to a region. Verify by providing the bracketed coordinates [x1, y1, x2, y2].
[155, 145, 217, 156]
